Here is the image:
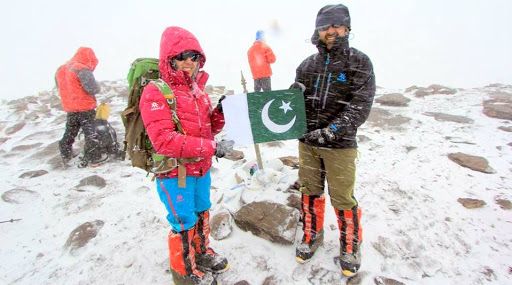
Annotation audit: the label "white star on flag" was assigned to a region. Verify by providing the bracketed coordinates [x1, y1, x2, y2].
[279, 101, 293, 114]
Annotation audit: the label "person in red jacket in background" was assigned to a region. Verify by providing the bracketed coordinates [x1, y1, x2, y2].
[139, 26, 233, 285]
[247, 30, 276, 92]
[55, 47, 104, 166]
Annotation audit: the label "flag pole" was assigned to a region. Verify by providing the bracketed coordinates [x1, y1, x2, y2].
[241, 71, 264, 170]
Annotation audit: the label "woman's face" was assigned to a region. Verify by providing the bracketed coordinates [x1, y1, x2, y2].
[173, 51, 200, 75]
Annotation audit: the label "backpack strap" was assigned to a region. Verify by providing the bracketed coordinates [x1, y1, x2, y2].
[150, 79, 185, 135]
[149, 79, 199, 186]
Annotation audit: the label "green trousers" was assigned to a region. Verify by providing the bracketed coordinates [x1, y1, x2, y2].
[298, 142, 359, 210]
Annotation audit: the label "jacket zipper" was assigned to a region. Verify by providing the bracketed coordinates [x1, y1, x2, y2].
[322, 73, 332, 109]
[193, 89, 204, 176]
[312, 74, 320, 104]
[315, 53, 331, 128]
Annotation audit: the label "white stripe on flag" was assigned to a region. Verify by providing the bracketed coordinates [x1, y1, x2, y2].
[222, 93, 254, 146]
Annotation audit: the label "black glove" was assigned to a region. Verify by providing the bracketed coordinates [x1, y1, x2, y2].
[215, 139, 235, 158]
[289, 82, 306, 93]
[216, 95, 226, 113]
[303, 125, 337, 144]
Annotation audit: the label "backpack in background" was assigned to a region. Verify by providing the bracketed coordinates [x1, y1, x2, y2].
[94, 119, 120, 156]
[95, 102, 110, 120]
[78, 116, 120, 168]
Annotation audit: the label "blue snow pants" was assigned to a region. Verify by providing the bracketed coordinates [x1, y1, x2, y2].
[155, 170, 212, 232]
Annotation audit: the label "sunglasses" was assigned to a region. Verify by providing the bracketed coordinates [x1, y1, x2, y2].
[173, 51, 201, 62]
[316, 24, 343, 31]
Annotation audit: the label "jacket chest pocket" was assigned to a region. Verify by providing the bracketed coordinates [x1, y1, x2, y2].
[328, 72, 351, 105]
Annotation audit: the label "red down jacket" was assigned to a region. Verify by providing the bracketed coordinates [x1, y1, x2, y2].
[139, 26, 225, 178]
[247, 41, 276, 79]
[56, 47, 98, 112]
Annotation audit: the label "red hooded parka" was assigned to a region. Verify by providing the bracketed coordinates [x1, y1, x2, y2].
[139, 26, 225, 178]
[247, 41, 276, 79]
[56, 47, 99, 112]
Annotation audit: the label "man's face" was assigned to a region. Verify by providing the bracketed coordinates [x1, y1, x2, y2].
[318, 25, 348, 50]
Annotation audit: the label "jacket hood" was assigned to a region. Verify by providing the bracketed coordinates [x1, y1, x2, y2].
[311, 4, 351, 49]
[159, 26, 206, 85]
[256, 30, 265, 41]
[70, 47, 98, 71]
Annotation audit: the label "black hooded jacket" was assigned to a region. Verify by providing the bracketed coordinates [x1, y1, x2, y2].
[295, 26, 375, 149]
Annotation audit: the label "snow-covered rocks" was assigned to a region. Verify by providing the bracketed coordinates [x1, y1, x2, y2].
[233, 201, 299, 245]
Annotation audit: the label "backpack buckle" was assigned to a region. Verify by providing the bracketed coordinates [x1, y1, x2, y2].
[140, 76, 149, 87]
[151, 157, 178, 174]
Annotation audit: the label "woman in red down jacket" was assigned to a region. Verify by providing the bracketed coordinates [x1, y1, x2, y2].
[139, 26, 233, 285]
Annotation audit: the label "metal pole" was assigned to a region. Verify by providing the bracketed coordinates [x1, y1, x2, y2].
[241, 71, 264, 170]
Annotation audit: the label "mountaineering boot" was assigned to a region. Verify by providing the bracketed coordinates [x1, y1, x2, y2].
[195, 248, 229, 274]
[193, 210, 229, 273]
[296, 230, 324, 263]
[61, 155, 72, 167]
[339, 248, 362, 277]
[168, 228, 216, 285]
[335, 206, 363, 277]
[78, 152, 108, 168]
[60, 148, 77, 168]
[89, 153, 108, 167]
[170, 269, 217, 285]
[296, 194, 325, 263]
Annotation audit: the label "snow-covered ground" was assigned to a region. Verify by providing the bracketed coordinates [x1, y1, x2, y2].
[0, 82, 511, 285]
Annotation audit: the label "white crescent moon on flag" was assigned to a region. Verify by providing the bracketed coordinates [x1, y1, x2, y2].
[261, 99, 296, 133]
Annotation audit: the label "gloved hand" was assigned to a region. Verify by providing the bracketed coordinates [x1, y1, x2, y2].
[289, 82, 306, 93]
[216, 95, 226, 113]
[303, 125, 337, 144]
[215, 139, 235, 158]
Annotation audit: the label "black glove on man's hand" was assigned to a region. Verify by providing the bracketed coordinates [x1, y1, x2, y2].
[216, 95, 226, 113]
[215, 139, 235, 158]
[303, 126, 337, 144]
[289, 82, 306, 93]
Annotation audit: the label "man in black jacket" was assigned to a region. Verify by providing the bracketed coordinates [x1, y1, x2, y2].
[291, 4, 375, 277]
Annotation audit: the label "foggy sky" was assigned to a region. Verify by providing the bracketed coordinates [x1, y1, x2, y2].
[1, 0, 511, 100]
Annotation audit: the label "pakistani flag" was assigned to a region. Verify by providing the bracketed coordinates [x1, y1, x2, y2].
[222, 89, 306, 146]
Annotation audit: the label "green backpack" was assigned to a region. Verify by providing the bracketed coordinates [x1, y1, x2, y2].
[121, 58, 184, 175]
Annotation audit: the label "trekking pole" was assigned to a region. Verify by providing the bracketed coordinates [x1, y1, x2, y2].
[241, 71, 264, 170]
[0, 218, 22, 224]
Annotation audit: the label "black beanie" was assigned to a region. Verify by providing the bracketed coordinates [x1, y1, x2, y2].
[315, 4, 351, 31]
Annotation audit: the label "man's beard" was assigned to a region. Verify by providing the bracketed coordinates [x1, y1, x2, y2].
[323, 31, 342, 48]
